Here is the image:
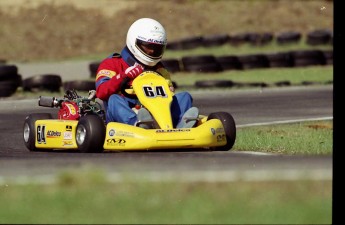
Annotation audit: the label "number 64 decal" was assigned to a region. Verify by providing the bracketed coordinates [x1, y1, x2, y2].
[143, 85, 168, 98]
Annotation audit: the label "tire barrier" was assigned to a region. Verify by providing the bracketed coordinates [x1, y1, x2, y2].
[266, 52, 294, 68]
[252, 32, 274, 46]
[275, 81, 291, 87]
[228, 33, 249, 46]
[237, 54, 270, 70]
[230, 32, 274, 46]
[22, 74, 62, 92]
[290, 50, 326, 67]
[161, 59, 182, 73]
[176, 49, 331, 73]
[86, 49, 332, 76]
[0, 35, 333, 97]
[276, 31, 302, 45]
[172, 81, 178, 89]
[63, 80, 96, 92]
[89, 61, 101, 78]
[306, 29, 333, 46]
[167, 29, 332, 51]
[167, 36, 204, 50]
[216, 55, 243, 71]
[0, 64, 22, 97]
[0, 47, 333, 97]
[195, 80, 235, 88]
[322, 50, 333, 65]
[192, 79, 333, 89]
[193, 80, 287, 89]
[89, 59, 183, 77]
[202, 34, 231, 47]
[181, 55, 223, 73]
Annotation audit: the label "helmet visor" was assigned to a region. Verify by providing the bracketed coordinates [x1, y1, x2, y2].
[135, 39, 166, 59]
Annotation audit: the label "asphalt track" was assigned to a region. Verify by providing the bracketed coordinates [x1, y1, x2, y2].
[0, 85, 333, 183]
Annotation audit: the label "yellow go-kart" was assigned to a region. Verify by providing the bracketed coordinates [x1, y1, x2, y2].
[23, 71, 236, 153]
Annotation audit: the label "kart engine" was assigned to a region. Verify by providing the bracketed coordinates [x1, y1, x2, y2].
[38, 89, 105, 121]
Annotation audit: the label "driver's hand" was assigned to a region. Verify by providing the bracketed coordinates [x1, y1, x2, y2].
[124, 64, 144, 79]
[169, 86, 175, 93]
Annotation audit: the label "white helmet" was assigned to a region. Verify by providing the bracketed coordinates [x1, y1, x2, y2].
[126, 18, 167, 67]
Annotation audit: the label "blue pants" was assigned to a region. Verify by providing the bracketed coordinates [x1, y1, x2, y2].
[105, 91, 193, 127]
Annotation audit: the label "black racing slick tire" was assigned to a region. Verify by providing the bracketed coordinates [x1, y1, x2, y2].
[23, 113, 53, 152]
[76, 115, 106, 153]
[207, 112, 236, 151]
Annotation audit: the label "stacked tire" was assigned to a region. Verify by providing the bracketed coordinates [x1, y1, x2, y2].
[89, 61, 101, 78]
[238, 54, 270, 69]
[216, 55, 243, 71]
[276, 31, 302, 45]
[202, 34, 230, 47]
[63, 80, 96, 92]
[181, 55, 223, 73]
[266, 52, 294, 68]
[322, 50, 333, 65]
[23, 74, 62, 92]
[0, 64, 22, 97]
[161, 59, 182, 73]
[290, 50, 326, 67]
[306, 29, 333, 46]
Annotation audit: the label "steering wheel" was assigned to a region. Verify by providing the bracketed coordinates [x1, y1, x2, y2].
[120, 77, 138, 99]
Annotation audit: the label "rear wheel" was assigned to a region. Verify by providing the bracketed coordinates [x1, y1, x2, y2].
[207, 112, 236, 151]
[76, 115, 105, 153]
[23, 113, 53, 151]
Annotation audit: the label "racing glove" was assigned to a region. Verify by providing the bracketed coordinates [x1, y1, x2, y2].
[124, 64, 144, 79]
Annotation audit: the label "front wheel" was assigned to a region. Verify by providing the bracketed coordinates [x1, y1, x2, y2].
[23, 113, 53, 151]
[76, 114, 106, 153]
[207, 112, 236, 151]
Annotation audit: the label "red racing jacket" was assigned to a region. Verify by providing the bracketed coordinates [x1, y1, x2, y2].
[95, 53, 173, 101]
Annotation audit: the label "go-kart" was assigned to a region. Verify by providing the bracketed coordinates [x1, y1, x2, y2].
[23, 71, 236, 152]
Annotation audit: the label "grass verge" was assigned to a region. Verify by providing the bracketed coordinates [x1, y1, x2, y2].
[0, 171, 332, 224]
[235, 120, 333, 155]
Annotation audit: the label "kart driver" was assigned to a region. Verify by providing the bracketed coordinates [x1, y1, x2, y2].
[95, 18, 198, 128]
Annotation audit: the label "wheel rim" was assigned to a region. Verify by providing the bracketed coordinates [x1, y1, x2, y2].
[76, 125, 86, 145]
[23, 123, 30, 143]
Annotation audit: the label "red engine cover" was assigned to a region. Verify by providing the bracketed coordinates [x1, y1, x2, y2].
[58, 102, 80, 120]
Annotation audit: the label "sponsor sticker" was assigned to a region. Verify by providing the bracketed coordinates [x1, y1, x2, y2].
[156, 129, 191, 133]
[65, 103, 76, 115]
[63, 131, 73, 140]
[113, 130, 134, 137]
[62, 140, 73, 146]
[106, 138, 126, 146]
[217, 134, 226, 142]
[109, 129, 115, 136]
[96, 69, 116, 79]
[216, 128, 224, 133]
[47, 130, 61, 138]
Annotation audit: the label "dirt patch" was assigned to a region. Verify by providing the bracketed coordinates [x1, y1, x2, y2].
[306, 123, 333, 130]
[0, 0, 333, 62]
